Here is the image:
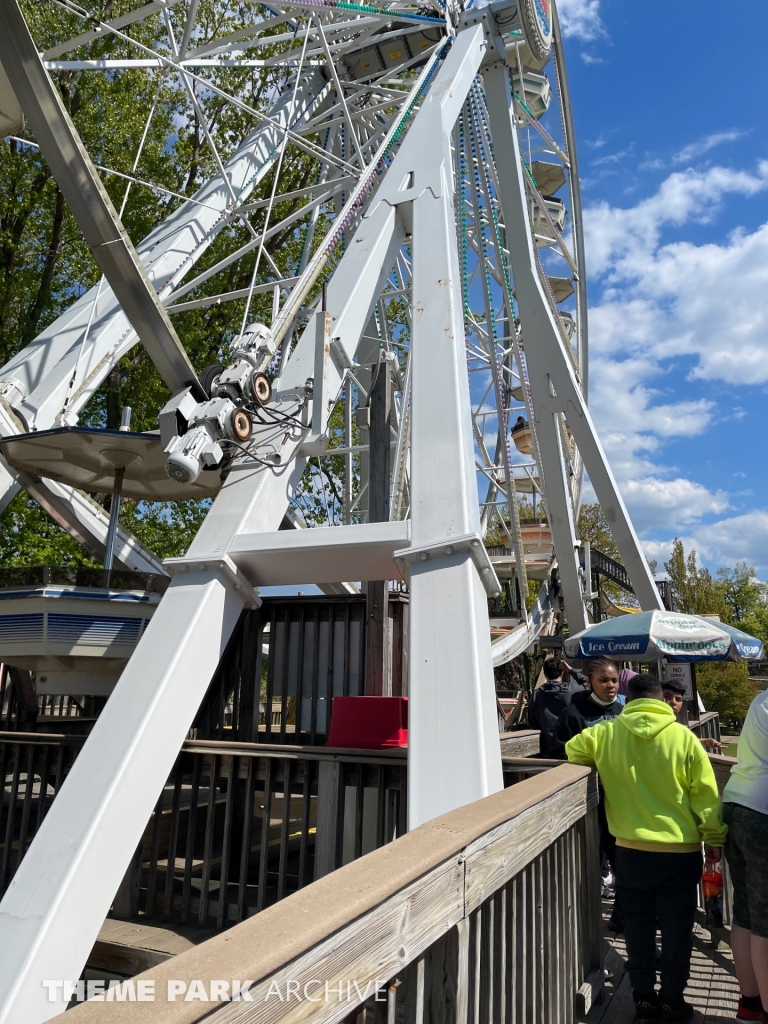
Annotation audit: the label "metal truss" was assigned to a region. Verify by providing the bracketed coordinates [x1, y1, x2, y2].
[0, 1, 663, 1018]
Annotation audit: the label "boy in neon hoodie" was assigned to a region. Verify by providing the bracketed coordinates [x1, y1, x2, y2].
[566, 673, 726, 1024]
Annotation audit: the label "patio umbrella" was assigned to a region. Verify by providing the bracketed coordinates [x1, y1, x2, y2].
[563, 610, 764, 663]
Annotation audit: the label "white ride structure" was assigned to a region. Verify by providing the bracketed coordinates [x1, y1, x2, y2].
[0, 0, 663, 1018]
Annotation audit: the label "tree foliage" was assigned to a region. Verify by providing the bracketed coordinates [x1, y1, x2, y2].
[577, 502, 619, 561]
[661, 539, 767, 723]
[0, 491, 89, 566]
[0, 0, 337, 562]
[696, 662, 756, 726]
[664, 539, 730, 620]
[717, 561, 768, 622]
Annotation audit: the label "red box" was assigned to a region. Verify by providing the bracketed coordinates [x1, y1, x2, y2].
[327, 696, 408, 750]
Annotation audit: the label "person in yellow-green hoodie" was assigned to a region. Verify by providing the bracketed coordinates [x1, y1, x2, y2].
[566, 673, 726, 1024]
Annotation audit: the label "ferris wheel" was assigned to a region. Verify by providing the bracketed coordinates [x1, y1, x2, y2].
[0, 0, 585, 606]
[0, 1, 664, 1019]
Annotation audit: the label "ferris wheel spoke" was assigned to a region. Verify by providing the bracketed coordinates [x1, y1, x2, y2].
[306, 36, 364, 167]
[165, 190, 330, 304]
[47, 7, 358, 175]
[42, 0, 187, 59]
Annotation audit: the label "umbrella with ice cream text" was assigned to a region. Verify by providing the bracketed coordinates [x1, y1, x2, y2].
[563, 610, 764, 663]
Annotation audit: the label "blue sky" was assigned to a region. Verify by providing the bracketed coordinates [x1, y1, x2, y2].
[557, 0, 768, 575]
[272, 0, 768, 598]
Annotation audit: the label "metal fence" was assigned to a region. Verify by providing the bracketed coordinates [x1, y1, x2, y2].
[113, 741, 408, 928]
[0, 730, 84, 893]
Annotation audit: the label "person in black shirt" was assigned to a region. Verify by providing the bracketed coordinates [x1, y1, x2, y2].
[554, 656, 625, 927]
[528, 657, 587, 758]
[554, 657, 626, 756]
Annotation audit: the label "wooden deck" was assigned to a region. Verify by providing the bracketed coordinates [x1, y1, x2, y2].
[585, 902, 739, 1024]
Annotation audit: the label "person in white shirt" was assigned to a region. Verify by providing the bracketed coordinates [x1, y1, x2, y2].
[723, 690, 768, 1023]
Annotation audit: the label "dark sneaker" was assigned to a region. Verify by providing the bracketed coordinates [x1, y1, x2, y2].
[633, 990, 659, 1023]
[606, 910, 624, 933]
[658, 993, 694, 1022]
[736, 998, 766, 1021]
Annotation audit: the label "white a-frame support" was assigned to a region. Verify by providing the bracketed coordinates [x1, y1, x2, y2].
[481, 60, 664, 625]
[387, 27, 504, 828]
[0, 24, 502, 1023]
[0, 9, 664, 1020]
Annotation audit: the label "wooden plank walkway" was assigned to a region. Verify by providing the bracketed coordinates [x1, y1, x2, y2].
[584, 902, 740, 1024]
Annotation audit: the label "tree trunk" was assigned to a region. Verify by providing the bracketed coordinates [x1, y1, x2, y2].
[22, 188, 65, 345]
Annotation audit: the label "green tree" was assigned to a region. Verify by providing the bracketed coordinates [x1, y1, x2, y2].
[0, 491, 90, 566]
[577, 502, 619, 561]
[576, 502, 638, 605]
[664, 539, 730, 620]
[739, 605, 768, 649]
[717, 561, 767, 622]
[696, 662, 756, 725]
[0, 0, 330, 562]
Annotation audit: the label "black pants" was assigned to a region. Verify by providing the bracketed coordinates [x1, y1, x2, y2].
[614, 847, 702, 996]
[598, 797, 616, 869]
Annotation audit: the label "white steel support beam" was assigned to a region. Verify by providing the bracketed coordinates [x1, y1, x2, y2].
[0, 27, 503, 1019]
[0, 100, 407, 1024]
[482, 59, 663, 615]
[381, 23, 503, 828]
[480, 59, 585, 631]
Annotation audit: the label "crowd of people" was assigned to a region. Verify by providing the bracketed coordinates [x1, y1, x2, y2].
[527, 656, 768, 1024]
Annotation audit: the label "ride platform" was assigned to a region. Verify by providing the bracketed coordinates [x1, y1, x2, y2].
[586, 907, 738, 1024]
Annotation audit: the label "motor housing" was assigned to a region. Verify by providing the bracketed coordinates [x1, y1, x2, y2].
[159, 323, 276, 484]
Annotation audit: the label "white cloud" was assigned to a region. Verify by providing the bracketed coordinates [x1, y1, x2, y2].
[591, 146, 634, 168]
[557, 0, 604, 41]
[640, 512, 768, 573]
[693, 511, 768, 570]
[580, 52, 604, 65]
[584, 163, 768, 277]
[583, 164, 768, 384]
[620, 477, 729, 532]
[673, 130, 745, 165]
[578, 162, 768, 541]
[639, 537, 678, 565]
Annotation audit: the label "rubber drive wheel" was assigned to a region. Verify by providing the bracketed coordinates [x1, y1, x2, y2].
[199, 363, 224, 398]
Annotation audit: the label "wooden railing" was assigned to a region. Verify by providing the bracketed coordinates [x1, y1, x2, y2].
[0, 730, 83, 893]
[0, 728, 541, 923]
[113, 740, 408, 927]
[60, 764, 602, 1024]
[690, 710, 721, 743]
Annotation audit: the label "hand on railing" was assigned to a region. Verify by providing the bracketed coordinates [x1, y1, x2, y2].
[700, 738, 723, 751]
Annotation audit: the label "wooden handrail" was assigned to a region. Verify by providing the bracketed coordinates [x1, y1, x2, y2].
[0, 730, 86, 746]
[59, 763, 597, 1022]
[182, 737, 407, 764]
